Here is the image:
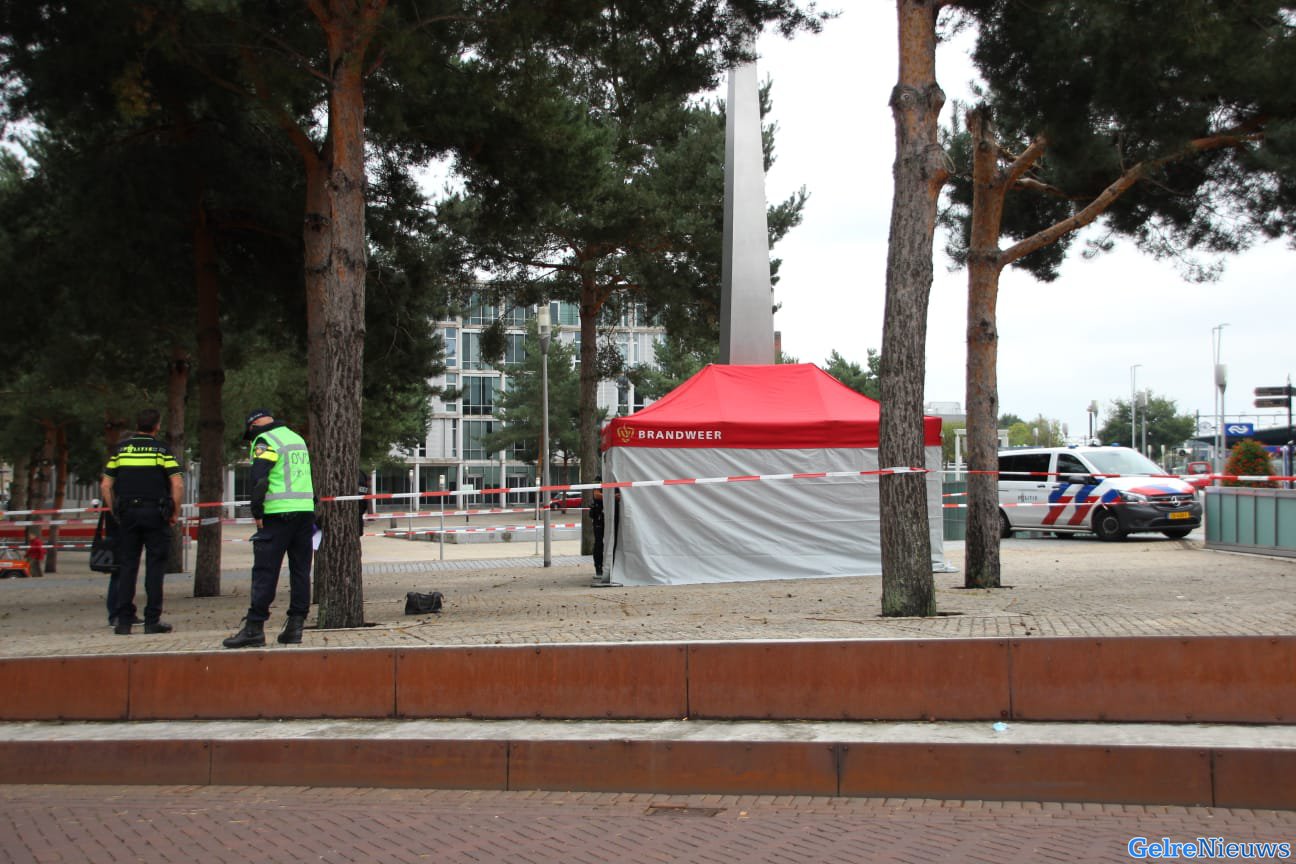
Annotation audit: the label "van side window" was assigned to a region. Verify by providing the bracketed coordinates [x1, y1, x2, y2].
[1056, 454, 1088, 477]
[999, 453, 1050, 480]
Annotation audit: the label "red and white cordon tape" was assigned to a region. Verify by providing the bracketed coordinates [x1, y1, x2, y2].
[5, 465, 1292, 546]
[384, 522, 581, 539]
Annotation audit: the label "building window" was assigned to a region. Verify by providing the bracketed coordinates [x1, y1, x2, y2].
[448, 419, 458, 457]
[504, 332, 526, 366]
[464, 420, 495, 460]
[463, 376, 498, 416]
[466, 294, 496, 326]
[462, 331, 486, 370]
[442, 327, 457, 368]
[443, 374, 459, 413]
[552, 300, 579, 327]
[501, 305, 526, 327]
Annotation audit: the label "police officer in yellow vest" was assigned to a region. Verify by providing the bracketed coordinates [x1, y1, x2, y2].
[224, 409, 316, 649]
[101, 408, 184, 635]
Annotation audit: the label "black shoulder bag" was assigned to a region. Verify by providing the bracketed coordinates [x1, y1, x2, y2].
[89, 512, 118, 573]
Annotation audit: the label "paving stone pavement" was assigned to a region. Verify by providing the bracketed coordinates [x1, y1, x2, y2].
[0, 530, 1292, 657]
[1, 785, 1295, 864]
[2, 530, 1294, 861]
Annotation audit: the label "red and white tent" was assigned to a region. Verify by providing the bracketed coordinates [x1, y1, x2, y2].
[599, 363, 948, 585]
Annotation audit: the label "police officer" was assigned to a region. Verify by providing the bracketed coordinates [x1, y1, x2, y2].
[358, 469, 371, 535]
[223, 409, 315, 649]
[100, 408, 183, 635]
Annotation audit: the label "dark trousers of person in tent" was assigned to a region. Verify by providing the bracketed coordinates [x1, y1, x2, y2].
[589, 487, 619, 587]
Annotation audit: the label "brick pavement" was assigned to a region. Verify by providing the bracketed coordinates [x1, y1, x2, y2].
[1, 785, 1293, 864]
[0, 532, 1292, 657]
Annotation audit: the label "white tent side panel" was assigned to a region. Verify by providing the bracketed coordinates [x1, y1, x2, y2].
[604, 445, 946, 586]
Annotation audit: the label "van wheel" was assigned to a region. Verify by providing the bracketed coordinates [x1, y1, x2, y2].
[999, 510, 1013, 539]
[1162, 528, 1192, 539]
[1092, 508, 1126, 542]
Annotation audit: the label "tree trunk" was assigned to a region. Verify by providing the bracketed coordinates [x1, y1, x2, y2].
[25, 451, 39, 511]
[194, 203, 225, 597]
[880, 0, 947, 617]
[308, 2, 383, 629]
[47, 424, 68, 574]
[166, 343, 190, 574]
[8, 452, 29, 521]
[27, 426, 55, 575]
[103, 411, 128, 453]
[578, 269, 601, 557]
[963, 107, 1008, 589]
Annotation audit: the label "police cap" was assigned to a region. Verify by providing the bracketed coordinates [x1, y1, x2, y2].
[243, 408, 274, 441]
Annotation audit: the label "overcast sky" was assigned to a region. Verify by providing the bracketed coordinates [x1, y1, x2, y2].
[755, 5, 1295, 443]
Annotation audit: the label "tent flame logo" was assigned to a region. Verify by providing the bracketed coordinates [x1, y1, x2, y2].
[617, 426, 634, 444]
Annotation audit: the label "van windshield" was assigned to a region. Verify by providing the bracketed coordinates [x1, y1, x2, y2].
[1083, 450, 1165, 476]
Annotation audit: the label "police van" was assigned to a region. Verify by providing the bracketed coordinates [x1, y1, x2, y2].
[998, 445, 1202, 541]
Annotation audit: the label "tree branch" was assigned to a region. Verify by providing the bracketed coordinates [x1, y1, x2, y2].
[998, 134, 1048, 190]
[1011, 177, 1079, 199]
[999, 129, 1262, 269]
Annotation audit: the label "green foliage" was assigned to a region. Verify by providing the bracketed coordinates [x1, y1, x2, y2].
[360, 159, 454, 464]
[1006, 416, 1063, 448]
[822, 349, 881, 399]
[480, 321, 585, 464]
[1097, 393, 1197, 454]
[628, 335, 715, 402]
[1224, 439, 1278, 488]
[941, 420, 966, 466]
[943, 0, 1296, 280]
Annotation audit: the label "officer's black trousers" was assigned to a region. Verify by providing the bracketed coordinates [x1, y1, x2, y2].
[114, 505, 171, 624]
[247, 511, 314, 623]
[592, 524, 605, 575]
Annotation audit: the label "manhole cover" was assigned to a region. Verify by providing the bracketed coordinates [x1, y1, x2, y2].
[645, 805, 725, 818]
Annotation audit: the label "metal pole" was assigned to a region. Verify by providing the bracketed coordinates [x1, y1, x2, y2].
[538, 306, 552, 567]
[1213, 323, 1229, 475]
[1141, 396, 1148, 457]
[1130, 364, 1141, 448]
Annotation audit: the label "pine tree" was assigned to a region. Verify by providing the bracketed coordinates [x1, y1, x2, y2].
[940, 0, 1296, 588]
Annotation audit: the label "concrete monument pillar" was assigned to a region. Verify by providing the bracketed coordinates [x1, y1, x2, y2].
[719, 51, 775, 365]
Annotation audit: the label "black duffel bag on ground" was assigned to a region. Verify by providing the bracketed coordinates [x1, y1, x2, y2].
[404, 591, 443, 615]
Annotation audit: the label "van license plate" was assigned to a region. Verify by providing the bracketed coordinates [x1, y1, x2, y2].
[1169, 511, 1192, 520]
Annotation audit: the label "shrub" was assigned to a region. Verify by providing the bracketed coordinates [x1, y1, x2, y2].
[1223, 439, 1278, 488]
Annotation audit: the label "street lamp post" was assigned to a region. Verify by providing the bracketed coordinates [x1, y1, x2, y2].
[537, 306, 552, 568]
[1087, 400, 1098, 444]
[1139, 391, 1148, 457]
[1130, 364, 1142, 448]
[1212, 323, 1229, 474]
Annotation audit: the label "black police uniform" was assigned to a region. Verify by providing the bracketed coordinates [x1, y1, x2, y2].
[104, 434, 182, 627]
[590, 490, 605, 577]
[358, 469, 371, 535]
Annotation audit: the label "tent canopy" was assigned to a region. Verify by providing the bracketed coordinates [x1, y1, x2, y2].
[602, 363, 942, 452]
[600, 364, 948, 586]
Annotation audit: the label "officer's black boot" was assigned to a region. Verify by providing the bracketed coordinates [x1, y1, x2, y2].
[222, 619, 265, 649]
[277, 614, 306, 645]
